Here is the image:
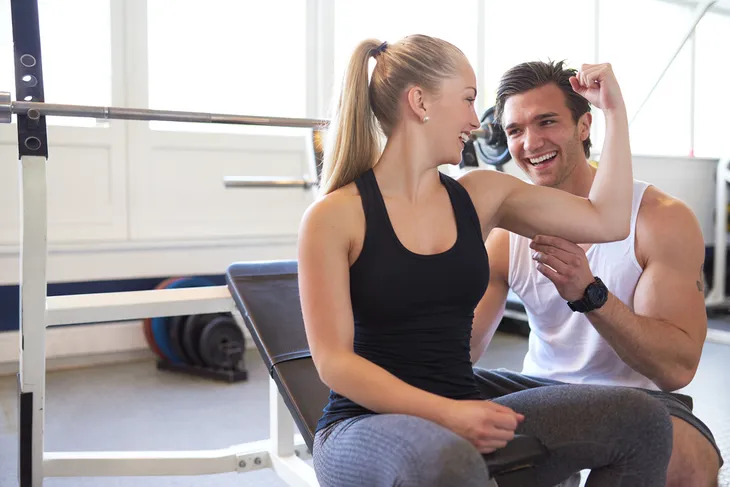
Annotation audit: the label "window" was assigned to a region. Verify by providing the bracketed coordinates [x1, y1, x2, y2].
[147, 1, 307, 135]
[0, 0, 112, 127]
[593, 0, 693, 156]
[333, 1, 479, 98]
[482, 0, 595, 111]
[694, 10, 730, 158]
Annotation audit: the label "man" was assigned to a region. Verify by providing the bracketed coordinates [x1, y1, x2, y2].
[471, 60, 723, 486]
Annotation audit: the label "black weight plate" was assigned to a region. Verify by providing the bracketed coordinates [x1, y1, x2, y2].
[168, 315, 193, 365]
[181, 313, 219, 367]
[459, 139, 479, 169]
[198, 315, 245, 370]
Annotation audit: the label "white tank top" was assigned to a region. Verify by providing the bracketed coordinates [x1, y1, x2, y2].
[507, 179, 658, 390]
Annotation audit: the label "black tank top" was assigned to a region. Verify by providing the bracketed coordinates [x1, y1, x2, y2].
[315, 168, 490, 433]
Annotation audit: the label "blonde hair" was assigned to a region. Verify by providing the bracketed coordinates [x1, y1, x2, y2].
[318, 35, 467, 196]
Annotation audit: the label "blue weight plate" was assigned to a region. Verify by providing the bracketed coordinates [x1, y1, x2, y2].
[151, 276, 214, 364]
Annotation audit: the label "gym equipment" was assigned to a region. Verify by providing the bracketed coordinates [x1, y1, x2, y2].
[166, 314, 190, 364]
[198, 314, 246, 370]
[181, 312, 220, 367]
[475, 106, 511, 169]
[142, 277, 185, 361]
[149, 276, 215, 364]
[226, 260, 548, 485]
[141, 275, 247, 382]
[0, 97, 327, 129]
[158, 309, 248, 382]
[460, 106, 511, 172]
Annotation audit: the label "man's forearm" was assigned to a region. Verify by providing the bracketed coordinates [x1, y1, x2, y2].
[585, 293, 697, 391]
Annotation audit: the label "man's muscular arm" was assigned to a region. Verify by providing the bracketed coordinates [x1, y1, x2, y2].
[531, 197, 707, 392]
[583, 199, 707, 391]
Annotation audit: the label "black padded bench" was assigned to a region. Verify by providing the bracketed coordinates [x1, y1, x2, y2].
[226, 260, 547, 486]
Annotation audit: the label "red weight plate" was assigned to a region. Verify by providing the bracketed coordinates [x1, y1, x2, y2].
[143, 277, 185, 360]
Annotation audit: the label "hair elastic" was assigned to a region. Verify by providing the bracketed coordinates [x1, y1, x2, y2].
[372, 41, 388, 57]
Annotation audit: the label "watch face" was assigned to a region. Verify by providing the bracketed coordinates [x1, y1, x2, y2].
[587, 281, 608, 304]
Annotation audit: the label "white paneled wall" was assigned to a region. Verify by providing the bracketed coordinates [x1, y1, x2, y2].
[0, 122, 313, 285]
[0, 126, 128, 246]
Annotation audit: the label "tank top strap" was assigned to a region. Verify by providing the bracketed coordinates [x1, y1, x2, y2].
[439, 172, 483, 240]
[353, 168, 390, 235]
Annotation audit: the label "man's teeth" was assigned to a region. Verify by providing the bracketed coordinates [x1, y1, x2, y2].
[529, 152, 557, 165]
[459, 132, 470, 143]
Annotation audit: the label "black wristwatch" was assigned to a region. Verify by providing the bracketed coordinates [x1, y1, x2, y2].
[567, 277, 608, 313]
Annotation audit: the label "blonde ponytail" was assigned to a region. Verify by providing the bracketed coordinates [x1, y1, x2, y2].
[319, 39, 384, 196]
[319, 35, 467, 196]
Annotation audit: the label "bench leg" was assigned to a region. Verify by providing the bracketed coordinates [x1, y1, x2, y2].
[269, 378, 319, 487]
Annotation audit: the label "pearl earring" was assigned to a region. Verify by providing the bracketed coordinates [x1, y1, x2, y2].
[423, 116, 430, 123]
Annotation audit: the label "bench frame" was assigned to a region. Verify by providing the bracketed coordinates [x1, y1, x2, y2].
[25, 280, 322, 485]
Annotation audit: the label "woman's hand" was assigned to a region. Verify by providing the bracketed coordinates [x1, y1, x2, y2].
[440, 399, 524, 453]
[570, 63, 625, 113]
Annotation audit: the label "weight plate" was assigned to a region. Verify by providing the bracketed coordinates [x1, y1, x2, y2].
[150, 276, 215, 364]
[198, 315, 245, 370]
[143, 277, 185, 361]
[181, 312, 220, 367]
[167, 314, 192, 365]
[474, 106, 511, 167]
[459, 139, 479, 169]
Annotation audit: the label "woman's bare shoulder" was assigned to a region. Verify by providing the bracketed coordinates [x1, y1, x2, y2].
[299, 181, 363, 243]
[455, 168, 524, 231]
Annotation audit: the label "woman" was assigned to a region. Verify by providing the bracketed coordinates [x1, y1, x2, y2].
[298, 35, 672, 486]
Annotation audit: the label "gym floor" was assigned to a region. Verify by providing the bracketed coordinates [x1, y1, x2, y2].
[0, 325, 728, 487]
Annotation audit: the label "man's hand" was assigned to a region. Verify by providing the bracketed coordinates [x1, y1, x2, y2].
[530, 235, 595, 302]
[570, 63, 625, 113]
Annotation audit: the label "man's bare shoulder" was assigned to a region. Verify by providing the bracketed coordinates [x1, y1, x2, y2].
[635, 185, 705, 266]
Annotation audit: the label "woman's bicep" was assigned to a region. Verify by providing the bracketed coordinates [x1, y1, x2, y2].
[497, 181, 606, 242]
[297, 202, 356, 372]
[462, 170, 624, 244]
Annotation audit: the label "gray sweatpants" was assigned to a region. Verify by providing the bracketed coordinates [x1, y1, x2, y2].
[312, 375, 674, 486]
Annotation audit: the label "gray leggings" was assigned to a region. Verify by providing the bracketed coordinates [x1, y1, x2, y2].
[312, 383, 674, 486]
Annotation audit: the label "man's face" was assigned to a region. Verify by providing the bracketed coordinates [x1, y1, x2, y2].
[501, 83, 590, 188]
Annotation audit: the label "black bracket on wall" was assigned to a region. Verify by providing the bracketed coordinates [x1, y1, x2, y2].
[11, 0, 48, 159]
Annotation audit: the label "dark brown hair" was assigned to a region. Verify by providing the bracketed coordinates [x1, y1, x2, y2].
[495, 60, 592, 158]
